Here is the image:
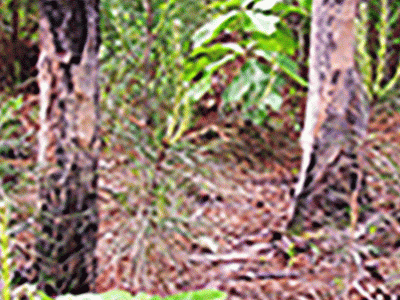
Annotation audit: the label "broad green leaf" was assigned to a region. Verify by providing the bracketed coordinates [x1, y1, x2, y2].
[192, 11, 239, 48]
[223, 59, 268, 103]
[272, 2, 310, 18]
[208, 0, 241, 10]
[205, 54, 238, 73]
[254, 27, 297, 55]
[190, 43, 244, 59]
[253, 0, 282, 11]
[252, 33, 288, 53]
[37, 290, 55, 300]
[131, 292, 162, 300]
[100, 289, 134, 300]
[186, 53, 239, 102]
[188, 289, 227, 300]
[244, 11, 279, 35]
[223, 73, 252, 103]
[186, 74, 212, 101]
[262, 92, 283, 111]
[184, 56, 210, 81]
[254, 49, 308, 87]
[298, 0, 312, 11]
[240, 0, 254, 7]
[246, 60, 269, 98]
[163, 289, 227, 300]
[56, 290, 137, 300]
[56, 293, 102, 300]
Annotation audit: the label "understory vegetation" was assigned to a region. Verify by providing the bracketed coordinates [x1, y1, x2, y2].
[1, 0, 400, 299]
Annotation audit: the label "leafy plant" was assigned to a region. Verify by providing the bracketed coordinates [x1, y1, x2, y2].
[172, 0, 308, 131]
[98, 1, 230, 292]
[53, 289, 227, 300]
[100, 0, 209, 147]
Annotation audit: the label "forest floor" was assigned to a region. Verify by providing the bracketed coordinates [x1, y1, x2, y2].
[6, 92, 400, 299]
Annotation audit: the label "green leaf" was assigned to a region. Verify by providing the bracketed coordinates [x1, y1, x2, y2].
[244, 11, 279, 35]
[205, 53, 238, 73]
[223, 59, 269, 104]
[252, 26, 297, 55]
[272, 2, 309, 18]
[0, 94, 23, 128]
[252, 34, 287, 53]
[240, 0, 254, 7]
[254, 49, 308, 87]
[192, 11, 239, 48]
[37, 290, 55, 300]
[56, 290, 137, 300]
[263, 92, 283, 111]
[56, 293, 102, 300]
[131, 292, 162, 300]
[223, 72, 252, 103]
[245, 107, 268, 125]
[190, 43, 244, 60]
[186, 53, 239, 102]
[186, 74, 213, 101]
[393, 37, 400, 45]
[209, 0, 241, 10]
[184, 56, 211, 81]
[100, 290, 134, 300]
[163, 289, 227, 300]
[298, 0, 312, 11]
[253, 0, 282, 11]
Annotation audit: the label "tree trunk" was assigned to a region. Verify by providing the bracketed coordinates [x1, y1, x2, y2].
[36, 0, 100, 294]
[289, 0, 368, 230]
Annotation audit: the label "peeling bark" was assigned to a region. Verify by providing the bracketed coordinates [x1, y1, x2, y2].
[289, 0, 368, 229]
[36, 0, 100, 294]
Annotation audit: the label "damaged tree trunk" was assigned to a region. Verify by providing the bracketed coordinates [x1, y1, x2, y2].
[289, 0, 368, 231]
[36, 0, 100, 294]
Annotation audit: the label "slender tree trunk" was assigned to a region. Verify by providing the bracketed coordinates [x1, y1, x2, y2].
[289, 0, 368, 230]
[36, 0, 100, 294]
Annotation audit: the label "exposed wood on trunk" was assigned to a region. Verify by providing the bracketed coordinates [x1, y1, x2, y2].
[36, 0, 100, 294]
[290, 0, 368, 229]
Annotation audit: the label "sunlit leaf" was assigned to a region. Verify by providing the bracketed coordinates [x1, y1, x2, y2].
[272, 2, 310, 17]
[186, 74, 212, 101]
[244, 11, 279, 35]
[223, 73, 252, 103]
[100, 290, 135, 300]
[209, 0, 241, 10]
[223, 59, 269, 103]
[298, 0, 312, 11]
[253, 0, 282, 11]
[240, 0, 254, 7]
[56, 293, 102, 300]
[262, 92, 283, 111]
[163, 289, 227, 300]
[131, 292, 161, 300]
[205, 54, 238, 73]
[192, 10, 239, 48]
[254, 49, 308, 87]
[190, 43, 244, 59]
[184, 56, 210, 81]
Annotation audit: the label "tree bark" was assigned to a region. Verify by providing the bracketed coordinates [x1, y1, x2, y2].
[289, 0, 368, 230]
[36, 0, 100, 294]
